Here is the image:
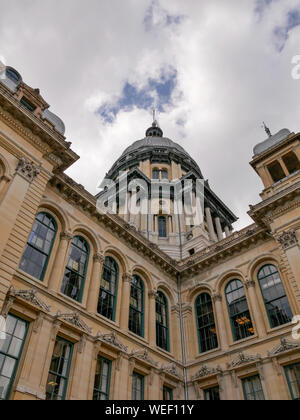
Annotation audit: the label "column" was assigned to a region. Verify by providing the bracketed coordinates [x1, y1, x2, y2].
[213, 294, 229, 350]
[148, 290, 157, 346]
[168, 215, 173, 234]
[215, 217, 223, 241]
[70, 337, 95, 400]
[245, 279, 267, 338]
[205, 207, 217, 242]
[87, 253, 105, 313]
[277, 229, 300, 307]
[225, 226, 230, 237]
[120, 272, 132, 330]
[48, 231, 72, 293]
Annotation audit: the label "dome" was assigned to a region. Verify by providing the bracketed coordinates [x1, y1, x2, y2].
[106, 127, 203, 180]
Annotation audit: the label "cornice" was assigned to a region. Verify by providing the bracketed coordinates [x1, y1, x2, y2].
[248, 180, 300, 227]
[0, 84, 79, 171]
[49, 173, 273, 279]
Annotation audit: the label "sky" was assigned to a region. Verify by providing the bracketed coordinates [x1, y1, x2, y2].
[1, 0, 300, 229]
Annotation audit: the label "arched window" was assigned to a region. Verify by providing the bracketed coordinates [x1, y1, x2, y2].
[158, 216, 167, 238]
[97, 257, 119, 321]
[152, 169, 160, 180]
[156, 291, 169, 351]
[129, 275, 144, 337]
[161, 169, 168, 180]
[6, 68, 20, 84]
[61, 236, 89, 302]
[225, 280, 255, 341]
[19, 212, 57, 281]
[195, 293, 218, 353]
[258, 264, 293, 328]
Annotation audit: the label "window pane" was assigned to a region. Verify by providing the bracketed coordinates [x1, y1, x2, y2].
[285, 363, 300, 400]
[129, 276, 144, 337]
[46, 337, 73, 401]
[93, 357, 111, 400]
[242, 376, 265, 401]
[19, 212, 56, 281]
[225, 280, 255, 341]
[204, 386, 220, 401]
[98, 257, 118, 321]
[61, 236, 89, 302]
[0, 314, 28, 400]
[195, 293, 218, 353]
[258, 265, 292, 328]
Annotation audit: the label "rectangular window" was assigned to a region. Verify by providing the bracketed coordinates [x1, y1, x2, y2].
[267, 161, 286, 183]
[93, 356, 111, 400]
[204, 386, 220, 400]
[285, 362, 300, 400]
[282, 152, 300, 175]
[132, 372, 144, 400]
[242, 375, 265, 400]
[20, 96, 36, 112]
[46, 337, 73, 400]
[163, 386, 173, 400]
[0, 314, 28, 400]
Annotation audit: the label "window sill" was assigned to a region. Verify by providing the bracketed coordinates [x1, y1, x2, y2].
[15, 269, 49, 289]
[266, 321, 293, 335]
[229, 334, 257, 348]
[195, 347, 221, 359]
[57, 292, 86, 310]
[127, 330, 149, 345]
[94, 312, 118, 328]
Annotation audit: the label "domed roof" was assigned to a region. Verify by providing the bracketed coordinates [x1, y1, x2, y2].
[106, 123, 203, 180]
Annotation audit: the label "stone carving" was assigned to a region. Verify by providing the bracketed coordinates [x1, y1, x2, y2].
[9, 287, 51, 312]
[96, 331, 128, 353]
[16, 156, 40, 182]
[212, 293, 222, 303]
[129, 348, 158, 367]
[245, 279, 256, 289]
[93, 253, 105, 264]
[268, 337, 300, 356]
[160, 363, 182, 379]
[227, 351, 261, 369]
[55, 311, 92, 334]
[192, 364, 222, 380]
[277, 230, 298, 250]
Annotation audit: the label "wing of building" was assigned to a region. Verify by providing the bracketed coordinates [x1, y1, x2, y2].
[0, 66, 300, 401]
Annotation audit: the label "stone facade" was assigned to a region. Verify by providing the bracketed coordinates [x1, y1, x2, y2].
[0, 67, 300, 400]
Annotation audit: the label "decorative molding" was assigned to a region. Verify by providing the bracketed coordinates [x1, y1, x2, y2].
[122, 272, 132, 283]
[78, 334, 87, 354]
[60, 231, 73, 241]
[15, 385, 46, 400]
[129, 348, 158, 367]
[15, 156, 40, 182]
[276, 230, 298, 250]
[93, 253, 105, 264]
[160, 363, 182, 379]
[268, 337, 300, 356]
[227, 351, 261, 369]
[9, 287, 51, 312]
[192, 364, 223, 380]
[55, 311, 92, 334]
[1, 296, 15, 318]
[95, 331, 128, 353]
[148, 290, 158, 299]
[245, 279, 256, 289]
[212, 293, 222, 303]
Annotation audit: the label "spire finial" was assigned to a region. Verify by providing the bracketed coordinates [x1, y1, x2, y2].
[262, 122, 272, 138]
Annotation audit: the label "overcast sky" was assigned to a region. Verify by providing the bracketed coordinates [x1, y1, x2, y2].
[1, 0, 300, 229]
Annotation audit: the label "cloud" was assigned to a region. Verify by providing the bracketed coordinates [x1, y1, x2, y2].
[1, 0, 300, 232]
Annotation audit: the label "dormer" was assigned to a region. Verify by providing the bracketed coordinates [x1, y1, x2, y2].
[250, 128, 300, 199]
[14, 82, 49, 118]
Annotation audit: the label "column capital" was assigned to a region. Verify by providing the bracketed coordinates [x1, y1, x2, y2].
[60, 231, 73, 241]
[276, 230, 298, 250]
[122, 272, 132, 283]
[212, 293, 222, 303]
[245, 279, 256, 289]
[148, 290, 158, 299]
[93, 253, 105, 264]
[16, 156, 41, 183]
